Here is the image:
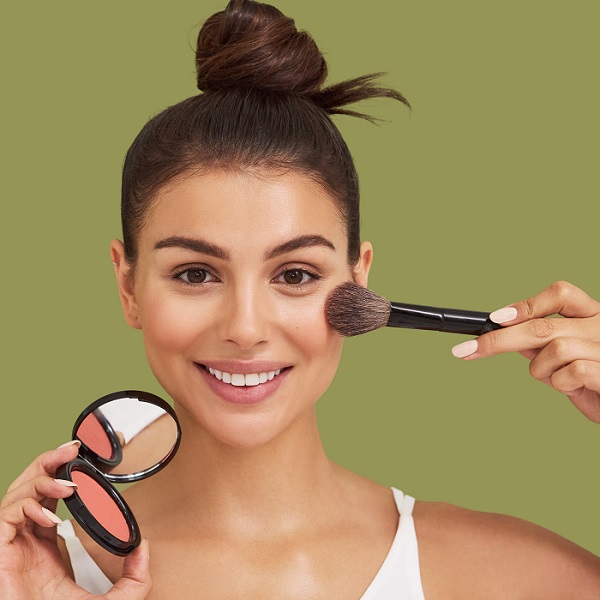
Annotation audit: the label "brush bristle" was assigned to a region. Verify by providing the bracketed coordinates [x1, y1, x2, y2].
[325, 281, 391, 337]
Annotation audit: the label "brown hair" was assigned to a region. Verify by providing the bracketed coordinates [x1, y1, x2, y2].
[121, 0, 409, 266]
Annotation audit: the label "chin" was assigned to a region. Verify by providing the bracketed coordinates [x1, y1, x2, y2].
[184, 401, 316, 451]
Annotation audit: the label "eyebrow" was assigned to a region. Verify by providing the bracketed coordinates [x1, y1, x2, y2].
[154, 236, 229, 259]
[153, 234, 336, 260]
[265, 234, 336, 260]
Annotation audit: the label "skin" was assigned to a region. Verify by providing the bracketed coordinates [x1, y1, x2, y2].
[453, 281, 600, 425]
[1, 168, 599, 599]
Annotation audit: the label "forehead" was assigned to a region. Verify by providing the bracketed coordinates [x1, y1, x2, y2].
[140, 168, 347, 255]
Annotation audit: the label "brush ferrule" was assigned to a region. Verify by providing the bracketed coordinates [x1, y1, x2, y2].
[387, 303, 501, 335]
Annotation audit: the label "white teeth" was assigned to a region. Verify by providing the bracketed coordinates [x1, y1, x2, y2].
[245, 373, 260, 386]
[231, 374, 245, 387]
[204, 365, 285, 387]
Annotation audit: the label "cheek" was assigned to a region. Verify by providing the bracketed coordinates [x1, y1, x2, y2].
[139, 293, 213, 364]
[282, 293, 344, 372]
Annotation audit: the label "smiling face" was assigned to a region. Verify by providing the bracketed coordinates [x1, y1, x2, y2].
[111, 168, 372, 449]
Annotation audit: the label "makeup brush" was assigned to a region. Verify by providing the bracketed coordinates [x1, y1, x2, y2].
[325, 281, 502, 337]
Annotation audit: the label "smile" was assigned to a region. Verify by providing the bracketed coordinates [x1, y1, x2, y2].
[201, 365, 283, 387]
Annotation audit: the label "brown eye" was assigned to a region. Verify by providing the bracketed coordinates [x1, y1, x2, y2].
[179, 268, 213, 284]
[283, 269, 306, 285]
[187, 269, 207, 283]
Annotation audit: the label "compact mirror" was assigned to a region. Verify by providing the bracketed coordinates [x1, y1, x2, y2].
[74, 392, 179, 482]
[55, 390, 181, 556]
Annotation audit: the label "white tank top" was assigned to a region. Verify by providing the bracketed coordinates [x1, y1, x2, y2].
[57, 487, 425, 598]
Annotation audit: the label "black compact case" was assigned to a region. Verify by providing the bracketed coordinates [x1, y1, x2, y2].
[55, 390, 181, 556]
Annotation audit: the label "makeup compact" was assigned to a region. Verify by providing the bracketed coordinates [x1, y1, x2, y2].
[55, 390, 181, 556]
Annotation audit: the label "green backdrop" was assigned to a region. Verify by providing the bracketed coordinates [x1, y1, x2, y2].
[2, 1, 598, 556]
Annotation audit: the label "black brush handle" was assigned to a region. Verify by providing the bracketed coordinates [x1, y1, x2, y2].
[388, 302, 501, 335]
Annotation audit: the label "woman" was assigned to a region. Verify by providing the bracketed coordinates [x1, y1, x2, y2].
[1, 1, 599, 598]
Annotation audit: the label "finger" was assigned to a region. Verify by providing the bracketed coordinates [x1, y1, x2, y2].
[1, 476, 77, 543]
[550, 361, 600, 424]
[551, 360, 600, 395]
[452, 316, 589, 359]
[106, 538, 152, 600]
[0, 498, 63, 546]
[2, 476, 78, 510]
[33, 496, 64, 545]
[7, 441, 81, 495]
[489, 281, 600, 325]
[529, 338, 600, 382]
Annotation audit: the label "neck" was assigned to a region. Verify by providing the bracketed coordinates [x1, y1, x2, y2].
[147, 405, 342, 535]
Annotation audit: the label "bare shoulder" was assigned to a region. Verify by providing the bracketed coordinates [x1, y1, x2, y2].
[413, 500, 600, 600]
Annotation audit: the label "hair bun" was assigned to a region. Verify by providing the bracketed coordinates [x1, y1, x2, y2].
[196, 0, 327, 95]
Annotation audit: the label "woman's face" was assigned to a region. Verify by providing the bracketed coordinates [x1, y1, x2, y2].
[111, 168, 372, 448]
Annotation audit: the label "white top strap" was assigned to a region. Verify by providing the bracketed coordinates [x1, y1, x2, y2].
[56, 520, 113, 594]
[360, 487, 425, 599]
[399, 491, 416, 516]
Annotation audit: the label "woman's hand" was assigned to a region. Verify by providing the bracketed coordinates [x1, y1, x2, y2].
[0, 441, 151, 600]
[451, 281, 600, 424]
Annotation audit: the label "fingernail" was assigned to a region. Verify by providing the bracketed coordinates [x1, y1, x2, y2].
[57, 440, 81, 450]
[41, 507, 63, 524]
[54, 479, 78, 488]
[489, 306, 518, 324]
[452, 339, 478, 358]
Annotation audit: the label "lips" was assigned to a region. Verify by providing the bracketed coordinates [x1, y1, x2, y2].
[194, 361, 292, 405]
[202, 365, 282, 387]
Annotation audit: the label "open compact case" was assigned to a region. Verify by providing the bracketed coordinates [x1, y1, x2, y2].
[55, 390, 181, 556]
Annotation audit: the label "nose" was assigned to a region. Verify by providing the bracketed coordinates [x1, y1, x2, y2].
[220, 281, 270, 350]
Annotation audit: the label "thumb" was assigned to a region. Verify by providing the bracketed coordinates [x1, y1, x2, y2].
[105, 538, 152, 599]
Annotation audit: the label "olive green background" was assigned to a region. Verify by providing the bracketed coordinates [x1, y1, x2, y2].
[1, 1, 598, 555]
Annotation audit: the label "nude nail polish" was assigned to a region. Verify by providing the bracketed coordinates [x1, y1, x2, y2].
[54, 479, 78, 488]
[489, 306, 518, 324]
[57, 440, 81, 450]
[451, 339, 478, 358]
[41, 507, 63, 524]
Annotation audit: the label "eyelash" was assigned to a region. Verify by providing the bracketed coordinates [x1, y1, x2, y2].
[173, 267, 218, 286]
[274, 268, 322, 287]
[172, 266, 322, 288]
